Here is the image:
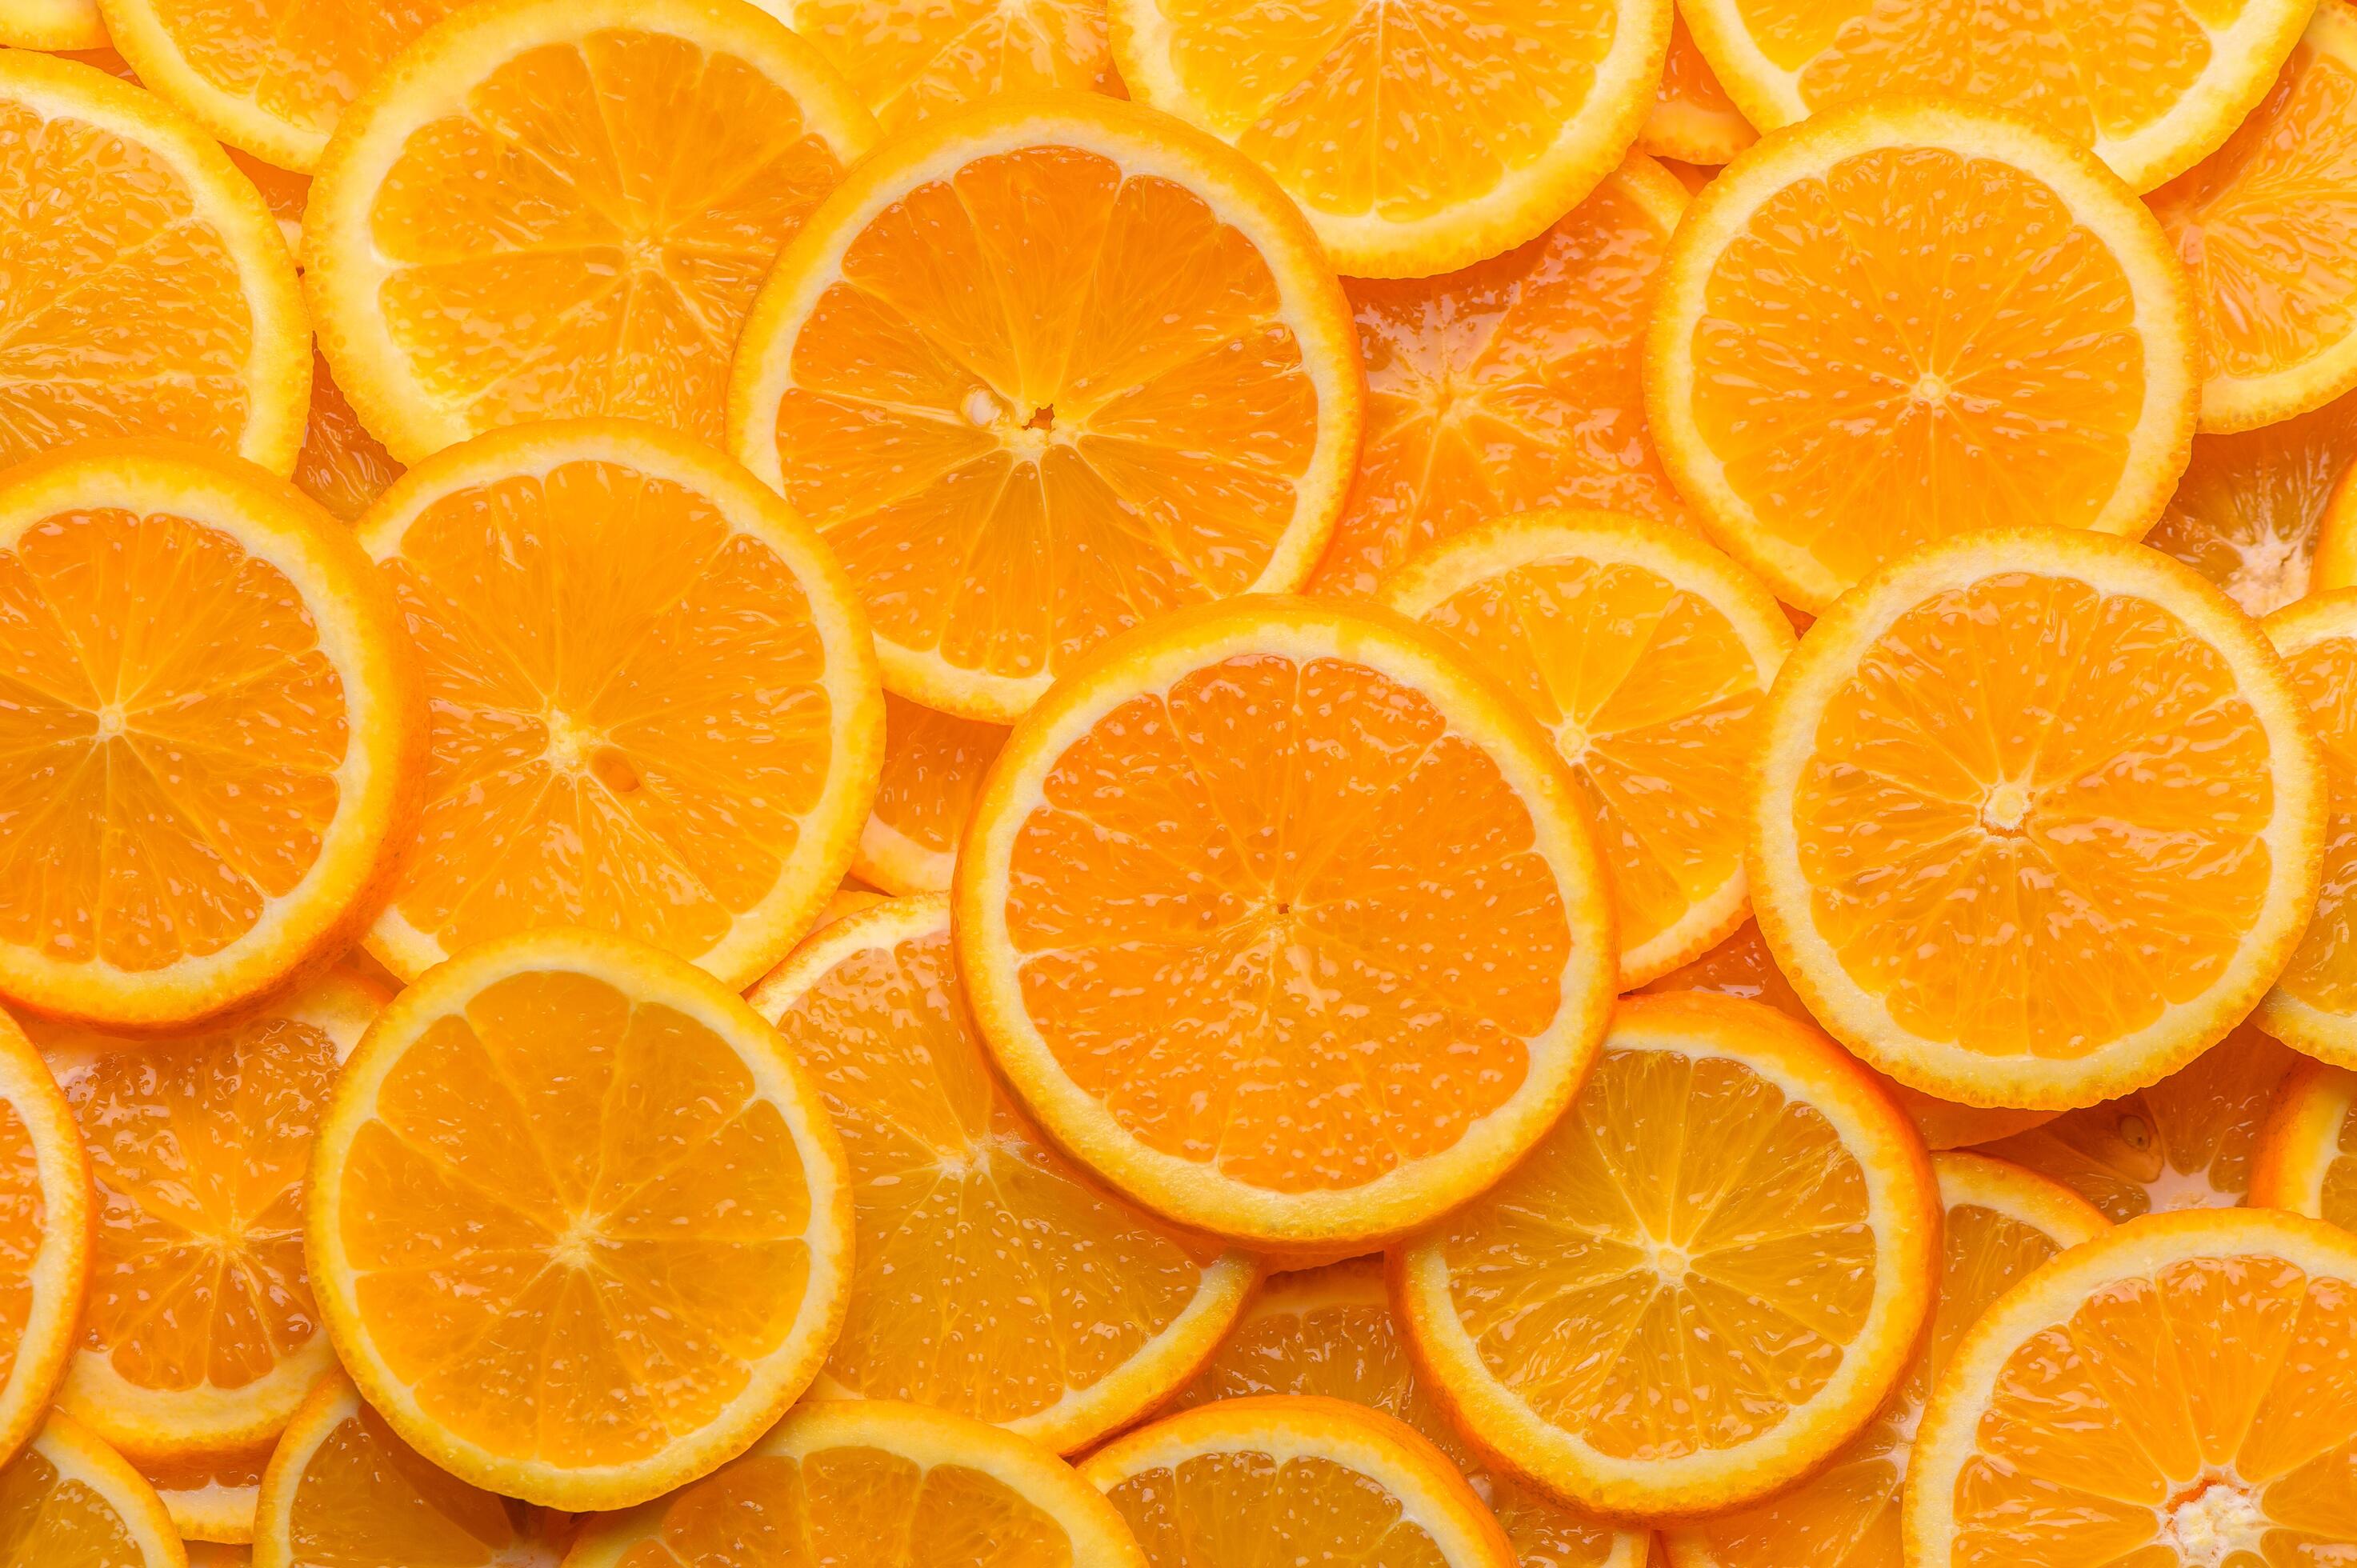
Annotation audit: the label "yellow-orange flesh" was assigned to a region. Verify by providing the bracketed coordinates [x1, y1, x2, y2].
[2144, 388, 2357, 614]
[855, 695, 1006, 894]
[293, 353, 402, 522]
[2263, 613, 2357, 1049]
[781, 0, 1119, 129]
[1641, 14, 1754, 163]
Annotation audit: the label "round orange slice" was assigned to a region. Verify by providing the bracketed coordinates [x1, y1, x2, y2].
[1639, 12, 1755, 166]
[2147, 386, 2357, 617]
[1306, 152, 1691, 600]
[304, 927, 854, 1509]
[2251, 1056, 2357, 1228]
[0, 0, 103, 47]
[0, 1012, 90, 1473]
[0, 50, 306, 475]
[353, 418, 882, 989]
[1646, 99, 2199, 613]
[1174, 1259, 1648, 1568]
[306, 0, 878, 463]
[1749, 526, 2326, 1110]
[726, 91, 1365, 722]
[770, 0, 1121, 130]
[564, 1399, 1145, 1568]
[0, 443, 418, 1034]
[1904, 1208, 2357, 1565]
[854, 695, 1007, 896]
[1660, 1152, 2109, 1568]
[1395, 990, 1939, 1517]
[2256, 589, 2357, 1065]
[1081, 1396, 1515, 1568]
[746, 894, 1259, 1451]
[1379, 508, 1794, 986]
[291, 353, 402, 524]
[2149, 1, 2357, 432]
[0, 1414, 184, 1567]
[954, 595, 1616, 1248]
[140, 1442, 270, 1546]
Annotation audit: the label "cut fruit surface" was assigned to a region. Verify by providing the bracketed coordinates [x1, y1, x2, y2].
[2251, 1057, 2357, 1229]
[1174, 1259, 1647, 1568]
[354, 419, 882, 990]
[1646, 100, 2198, 613]
[562, 1399, 1146, 1568]
[2259, 590, 2357, 1066]
[1903, 1208, 2357, 1566]
[854, 696, 1007, 896]
[0, 50, 307, 475]
[1107, 0, 1671, 276]
[1639, 12, 1754, 166]
[290, 354, 401, 524]
[188, 1547, 247, 1567]
[139, 1442, 269, 1545]
[0, 1012, 90, 1472]
[1307, 153, 1690, 600]
[1379, 509, 1793, 986]
[0, 0, 103, 47]
[1749, 527, 2326, 1110]
[746, 896, 1259, 1451]
[305, 0, 878, 462]
[304, 928, 854, 1509]
[727, 91, 1366, 722]
[772, 0, 1122, 130]
[0, 1414, 184, 1568]
[954, 595, 1617, 1247]
[1661, 1152, 2108, 1568]
[2149, 1, 2357, 432]
[2147, 386, 2357, 617]
[0, 443, 417, 1032]
[1395, 991, 1940, 1517]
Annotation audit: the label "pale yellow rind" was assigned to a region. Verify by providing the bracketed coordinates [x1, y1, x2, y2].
[2249, 1056, 2357, 1217]
[2258, 588, 2357, 1066]
[0, 0, 104, 49]
[248, 1374, 359, 1568]
[18, 1414, 187, 1568]
[1927, 1150, 2112, 1252]
[0, 1014, 92, 1474]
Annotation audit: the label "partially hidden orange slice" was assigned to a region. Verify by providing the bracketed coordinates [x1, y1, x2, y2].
[140, 1442, 270, 1546]
[1639, 12, 1755, 166]
[2251, 1056, 2357, 1230]
[1904, 1208, 2357, 1565]
[305, 928, 854, 1509]
[1307, 152, 1691, 600]
[854, 695, 1006, 896]
[1646, 99, 2198, 613]
[291, 354, 402, 524]
[2147, 386, 2357, 617]
[0, 1012, 90, 1472]
[0, 1414, 184, 1568]
[0, 0, 103, 47]
[1749, 526, 2325, 1110]
[727, 91, 1367, 722]
[771, 0, 1122, 130]
[954, 595, 1617, 1248]
[2257, 589, 2357, 1066]
[746, 895, 1259, 1452]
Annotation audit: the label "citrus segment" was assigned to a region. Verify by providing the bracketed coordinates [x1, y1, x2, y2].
[304, 928, 854, 1509]
[2251, 1057, 2357, 1228]
[1307, 153, 1690, 600]
[354, 419, 883, 990]
[727, 92, 1366, 721]
[0, 1414, 184, 1568]
[746, 896, 1259, 1451]
[0, 1012, 90, 1472]
[854, 696, 1007, 896]
[188, 1547, 247, 1567]
[0, 0, 103, 47]
[1396, 991, 1941, 1517]
[1646, 101, 2199, 612]
[773, 0, 1122, 130]
[1639, 13, 1754, 166]
[306, 0, 879, 463]
[2147, 385, 2357, 616]
[291, 354, 401, 524]
[1749, 527, 2326, 1109]
[954, 596, 1616, 1247]
[140, 1444, 268, 1546]
[813, 883, 887, 929]
[1379, 509, 1793, 986]
[2259, 590, 2357, 1066]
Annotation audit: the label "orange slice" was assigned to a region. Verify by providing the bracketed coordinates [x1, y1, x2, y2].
[1082, 1396, 1514, 1568]
[854, 696, 1007, 896]
[0, 1012, 90, 1472]
[1395, 991, 1939, 1517]
[1306, 152, 1691, 600]
[2251, 1056, 2357, 1229]
[140, 1443, 270, 1546]
[1639, 12, 1755, 166]
[1174, 1259, 1648, 1568]
[2149, 2, 2357, 432]
[189, 1547, 249, 1567]
[1646, 100, 2198, 613]
[0, 443, 418, 1033]
[1107, 0, 1671, 277]
[954, 595, 1616, 1247]
[1904, 1208, 2357, 1565]
[304, 927, 854, 1508]
[291, 354, 402, 524]
[1676, 0, 2311, 191]
[770, 0, 1122, 130]
[2257, 590, 2357, 1066]
[0, 0, 104, 47]
[1379, 509, 1793, 986]
[306, 0, 878, 463]
[0, 1414, 184, 1568]
[726, 91, 1366, 722]
[1749, 526, 2326, 1110]
[0, 50, 307, 475]
[353, 418, 882, 989]
[1660, 1152, 2109, 1568]
[746, 895, 1259, 1451]
[250, 1373, 575, 1568]
[2147, 386, 2357, 617]
[565, 1399, 1145, 1568]
[814, 883, 887, 929]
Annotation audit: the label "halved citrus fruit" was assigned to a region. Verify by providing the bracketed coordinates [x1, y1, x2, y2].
[306, 0, 878, 463]
[1639, 13, 1755, 166]
[1108, 0, 1670, 276]
[727, 91, 1366, 722]
[1646, 99, 2199, 613]
[0, 0, 103, 47]
[1660, 1152, 2108, 1568]
[854, 696, 1007, 896]
[770, 0, 1121, 130]
[140, 1443, 270, 1546]
[0, 1414, 184, 1568]
[0, 443, 417, 1033]
[954, 595, 1616, 1248]
[746, 895, 1259, 1451]
[2251, 1056, 2357, 1228]
[1174, 1259, 1648, 1568]
[1676, 0, 2312, 191]
[2257, 590, 2357, 1065]
[1379, 508, 1793, 986]
[1903, 1207, 2357, 1565]
[2149, 1, 2357, 432]
[564, 1399, 1146, 1568]
[291, 354, 402, 524]
[1082, 1396, 1514, 1568]
[1307, 152, 1691, 600]
[0, 1011, 90, 1473]
[1750, 526, 2326, 1110]
[0, 50, 306, 474]
[2147, 386, 2357, 616]
[1395, 991, 1939, 1517]
[305, 927, 854, 1509]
